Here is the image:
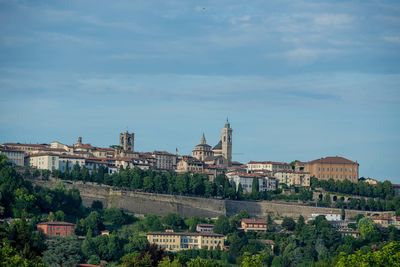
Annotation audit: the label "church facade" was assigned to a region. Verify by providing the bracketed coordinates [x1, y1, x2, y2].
[192, 119, 233, 167]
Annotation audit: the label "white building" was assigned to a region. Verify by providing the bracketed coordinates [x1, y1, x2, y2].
[59, 154, 85, 173]
[28, 153, 59, 171]
[227, 172, 277, 193]
[247, 161, 292, 173]
[0, 146, 25, 167]
[310, 213, 341, 222]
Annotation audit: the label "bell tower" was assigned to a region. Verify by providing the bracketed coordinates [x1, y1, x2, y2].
[120, 131, 135, 152]
[221, 118, 233, 166]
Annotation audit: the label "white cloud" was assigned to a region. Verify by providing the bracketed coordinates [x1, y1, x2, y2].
[383, 35, 400, 44]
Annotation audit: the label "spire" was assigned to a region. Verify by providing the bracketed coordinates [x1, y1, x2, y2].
[224, 117, 230, 128]
[200, 133, 206, 145]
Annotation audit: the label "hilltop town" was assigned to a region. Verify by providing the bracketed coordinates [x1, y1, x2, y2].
[1, 121, 400, 266]
[0, 119, 363, 190]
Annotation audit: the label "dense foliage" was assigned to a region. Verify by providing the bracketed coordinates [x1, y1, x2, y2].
[312, 177, 400, 213]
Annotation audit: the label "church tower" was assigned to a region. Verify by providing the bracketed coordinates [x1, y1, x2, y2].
[221, 118, 233, 166]
[120, 131, 135, 152]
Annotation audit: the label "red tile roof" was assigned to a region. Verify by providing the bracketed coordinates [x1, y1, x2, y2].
[241, 218, 267, 224]
[308, 156, 358, 165]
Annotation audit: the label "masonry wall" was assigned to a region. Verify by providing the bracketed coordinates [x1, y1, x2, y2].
[32, 179, 389, 219]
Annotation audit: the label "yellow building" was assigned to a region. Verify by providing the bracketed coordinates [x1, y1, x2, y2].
[273, 170, 311, 187]
[305, 156, 359, 183]
[147, 231, 224, 252]
[176, 156, 204, 173]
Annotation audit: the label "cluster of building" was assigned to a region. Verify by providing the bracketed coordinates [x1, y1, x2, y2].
[1, 119, 362, 193]
[0, 131, 178, 175]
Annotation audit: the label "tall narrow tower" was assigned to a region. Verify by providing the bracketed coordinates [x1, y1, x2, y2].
[120, 131, 135, 152]
[221, 118, 233, 166]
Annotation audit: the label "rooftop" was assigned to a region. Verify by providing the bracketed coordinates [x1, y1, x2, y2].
[241, 218, 267, 224]
[37, 221, 75, 226]
[308, 156, 358, 165]
[148, 231, 223, 237]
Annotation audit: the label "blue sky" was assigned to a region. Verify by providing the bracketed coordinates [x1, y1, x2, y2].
[0, 0, 399, 182]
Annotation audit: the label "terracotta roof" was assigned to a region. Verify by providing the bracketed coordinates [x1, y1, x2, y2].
[153, 151, 176, 155]
[147, 231, 223, 237]
[28, 153, 59, 157]
[197, 224, 214, 227]
[241, 218, 267, 224]
[94, 147, 114, 151]
[59, 154, 85, 159]
[37, 221, 75, 226]
[308, 156, 358, 165]
[248, 161, 289, 165]
[4, 143, 47, 148]
[0, 146, 25, 153]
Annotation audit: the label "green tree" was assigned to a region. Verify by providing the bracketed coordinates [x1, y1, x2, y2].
[241, 253, 263, 267]
[213, 216, 232, 235]
[251, 178, 259, 198]
[282, 217, 296, 231]
[187, 257, 221, 267]
[357, 217, 378, 240]
[336, 241, 400, 267]
[157, 257, 181, 267]
[103, 208, 128, 225]
[43, 237, 82, 267]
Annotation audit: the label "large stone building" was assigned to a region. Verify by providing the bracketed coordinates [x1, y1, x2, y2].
[0, 146, 25, 166]
[192, 134, 213, 161]
[151, 151, 177, 171]
[247, 161, 292, 173]
[273, 170, 311, 187]
[28, 153, 60, 171]
[37, 221, 75, 237]
[226, 172, 277, 193]
[176, 156, 204, 173]
[191, 119, 233, 167]
[304, 156, 359, 183]
[147, 231, 224, 251]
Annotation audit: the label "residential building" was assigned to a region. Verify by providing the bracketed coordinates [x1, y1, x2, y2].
[196, 224, 214, 233]
[273, 170, 311, 187]
[115, 157, 151, 170]
[85, 158, 117, 174]
[305, 156, 359, 183]
[147, 231, 224, 252]
[3, 143, 48, 154]
[176, 156, 204, 173]
[247, 161, 292, 173]
[330, 220, 360, 238]
[309, 213, 341, 222]
[0, 146, 25, 166]
[37, 221, 75, 237]
[59, 154, 85, 173]
[28, 153, 59, 171]
[152, 151, 177, 171]
[92, 147, 115, 158]
[227, 172, 277, 193]
[363, 177, 379, 185]
[240, 218, 267, 232]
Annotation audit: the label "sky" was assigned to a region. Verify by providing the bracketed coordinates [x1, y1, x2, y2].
[0, 0, 399, 182]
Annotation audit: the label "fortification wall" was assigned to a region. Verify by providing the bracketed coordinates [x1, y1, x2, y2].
[225, 200, 374, 218]
[32, 179, 390, 219]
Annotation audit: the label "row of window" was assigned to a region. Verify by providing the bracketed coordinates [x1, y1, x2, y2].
[318, 167, 355, 172]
